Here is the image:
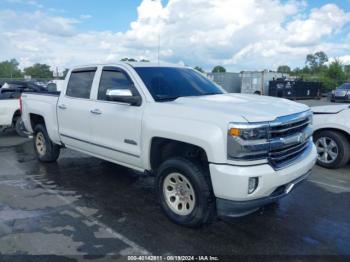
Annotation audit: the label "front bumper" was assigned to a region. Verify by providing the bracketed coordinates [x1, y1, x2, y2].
[216, 170, 311, 217]
[209, 143, 317, 217]
[334, 95, 350, 102]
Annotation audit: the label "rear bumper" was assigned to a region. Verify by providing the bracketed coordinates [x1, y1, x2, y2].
[216, 170, 311, 217]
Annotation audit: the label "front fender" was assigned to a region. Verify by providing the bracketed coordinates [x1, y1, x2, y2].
[141, 116, 226, 170]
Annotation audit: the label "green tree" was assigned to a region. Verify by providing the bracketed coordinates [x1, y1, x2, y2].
[292, 67, 301, 74]
[194, 66, 205, 73]
[344, 65, 350, 80]
[277, 65, 291, 74]
[212, 65, 226, 73]
[302, 66, 311, 74]
[326, 59, 346, 85]
[305, 51, 328, 72]
[140, 59, 150, 62]
[0, 59, 22, 78]
[24, 63, 53, 79]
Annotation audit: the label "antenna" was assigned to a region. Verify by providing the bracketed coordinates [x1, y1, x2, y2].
[157, 32, 160, 65]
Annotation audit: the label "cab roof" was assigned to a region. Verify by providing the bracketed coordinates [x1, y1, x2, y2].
[71, 62, 186, 70]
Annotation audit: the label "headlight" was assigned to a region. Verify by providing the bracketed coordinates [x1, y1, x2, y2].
[229, 126, 268, 140]
[227, 123, 269, 161]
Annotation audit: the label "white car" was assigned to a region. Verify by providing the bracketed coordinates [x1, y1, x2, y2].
[0, 90, 24, 136]
[21, 63, 317, 227]
[312, 105, 350, 169]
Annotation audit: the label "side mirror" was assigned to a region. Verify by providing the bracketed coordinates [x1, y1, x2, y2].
[106, 89, 141, 106]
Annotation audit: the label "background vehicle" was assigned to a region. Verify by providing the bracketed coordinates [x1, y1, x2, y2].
[331, 83, 350, 102]
[312, 105, 350, 169]
[21, 63, 317, 227]
[0, 90, 23, 136]
[0, 80, 46, 136]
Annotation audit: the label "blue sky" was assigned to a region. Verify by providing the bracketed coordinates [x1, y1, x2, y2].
[0, 0, 168, 31]
[0, 0, 350, 71]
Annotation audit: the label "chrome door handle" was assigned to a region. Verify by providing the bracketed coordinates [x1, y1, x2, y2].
[58, 104, 67, 110]
[90, 109, 102, 115]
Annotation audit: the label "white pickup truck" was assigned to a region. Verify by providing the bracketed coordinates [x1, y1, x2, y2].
[21, 63, 317, 227]
[0, 91, 23, 136]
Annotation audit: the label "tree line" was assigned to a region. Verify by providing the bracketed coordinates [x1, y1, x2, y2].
[0, 59, 69, 79]
[276, 51, 349, 90]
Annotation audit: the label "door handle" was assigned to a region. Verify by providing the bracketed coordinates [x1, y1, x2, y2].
[58, 104, 67, 110]
[90, 109, 102, 115]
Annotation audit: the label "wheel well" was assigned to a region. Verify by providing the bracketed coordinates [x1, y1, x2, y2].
[314, 128, 350, 143]
[150, 137, 208, 171]
[30, 114, 45, 130]
[12, 110, 21, 124]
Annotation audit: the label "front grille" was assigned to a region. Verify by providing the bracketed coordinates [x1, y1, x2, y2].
[335, 90, 347, 97]
[270, 118, 310, 138]
[268, 112, 312, 169]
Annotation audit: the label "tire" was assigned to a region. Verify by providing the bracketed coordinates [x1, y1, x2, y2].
[156, 157, 215, 227]
[314, 130, 350, 169]
[33, 124, 60, 163]
[14, 117, 27, 137]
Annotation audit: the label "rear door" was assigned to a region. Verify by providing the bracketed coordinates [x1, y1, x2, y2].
[57, 67, 97, 151]
[89, 66, 144, 168]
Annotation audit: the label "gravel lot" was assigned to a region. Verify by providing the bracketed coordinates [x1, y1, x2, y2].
[0, 99, 349, 260]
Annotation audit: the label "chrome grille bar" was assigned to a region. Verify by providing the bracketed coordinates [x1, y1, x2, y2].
[268, 110, 313, 169]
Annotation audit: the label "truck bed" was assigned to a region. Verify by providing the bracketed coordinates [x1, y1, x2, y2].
[21, 92, 61, 144]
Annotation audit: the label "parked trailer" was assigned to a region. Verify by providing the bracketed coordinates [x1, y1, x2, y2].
[207, 72, 241, 93]
[240, 71, 287, 95]
[268, 79, 322, 100]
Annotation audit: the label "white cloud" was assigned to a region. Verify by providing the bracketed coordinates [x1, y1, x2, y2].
[286, 4, 350, 46]
[0, 0, 349, 72]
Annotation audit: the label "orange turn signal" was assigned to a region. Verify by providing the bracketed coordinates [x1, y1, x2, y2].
[229, 128, 240, 136]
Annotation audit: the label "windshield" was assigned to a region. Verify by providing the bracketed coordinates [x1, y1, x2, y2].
[338, 83, 350, 90]
[134, 67, 224, 101]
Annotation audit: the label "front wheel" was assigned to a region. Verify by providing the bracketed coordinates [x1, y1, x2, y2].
[34, 124, 60, 163]
[314, 130, 350, 169]
[156, 157, 215, 227]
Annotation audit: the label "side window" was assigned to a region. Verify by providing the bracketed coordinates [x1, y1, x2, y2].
[66, 70, 95, 99]
[98, 70, 135, 101]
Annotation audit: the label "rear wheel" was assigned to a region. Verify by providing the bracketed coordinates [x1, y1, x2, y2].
[314, 130, 350, 169]
[156, 157, 215, 227]
[33, 124, 60, 162]
[14, 117, 27, 137]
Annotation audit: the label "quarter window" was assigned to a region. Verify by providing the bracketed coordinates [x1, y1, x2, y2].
[98, 69, 135, 101]
[66, 70, 95, 99]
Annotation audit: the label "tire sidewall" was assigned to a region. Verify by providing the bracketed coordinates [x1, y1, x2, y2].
[15, 117, 26, 137]
[314, 131, 347, 168]
[156, 158, 212, 227]
[33, 124, 59, 162]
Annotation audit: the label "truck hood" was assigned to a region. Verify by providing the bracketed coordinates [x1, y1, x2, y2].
[173, 94, 309, 122]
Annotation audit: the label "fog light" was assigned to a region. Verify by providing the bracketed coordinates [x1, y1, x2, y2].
[248, 177, 259, 194]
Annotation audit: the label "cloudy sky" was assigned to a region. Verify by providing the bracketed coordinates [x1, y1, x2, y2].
[0, 0, 350, 72]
